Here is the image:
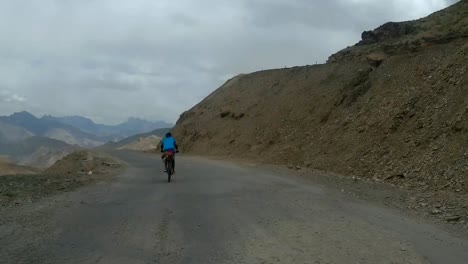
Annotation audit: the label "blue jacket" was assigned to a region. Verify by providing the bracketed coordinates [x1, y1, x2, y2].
[161, 137, 177, 151]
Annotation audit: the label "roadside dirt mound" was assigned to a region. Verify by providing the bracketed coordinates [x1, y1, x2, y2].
[45, 151, 121, 176]
[173, 1, 468, 196]
[0, 151, 122, 207]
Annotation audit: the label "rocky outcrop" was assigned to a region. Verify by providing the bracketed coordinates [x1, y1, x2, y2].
[328, 1, 468, 63]
[359, 22, 417, 45]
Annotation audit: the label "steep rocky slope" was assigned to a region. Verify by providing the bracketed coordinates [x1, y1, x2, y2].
[173, 1, 467, 194]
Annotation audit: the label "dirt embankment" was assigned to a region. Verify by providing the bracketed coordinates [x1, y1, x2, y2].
[0, 151, 122, 207]
[173, 2, 467, 200]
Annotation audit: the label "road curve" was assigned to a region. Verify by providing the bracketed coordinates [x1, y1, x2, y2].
[1, 151, 467, 264]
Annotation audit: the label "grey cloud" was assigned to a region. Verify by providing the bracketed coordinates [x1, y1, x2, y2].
[0, 90, 27, 103]
[170, 13, 200, 27]
[0, 0, 455, 124]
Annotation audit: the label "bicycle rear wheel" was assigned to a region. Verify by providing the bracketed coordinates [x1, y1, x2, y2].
[167, 159, 173, 182]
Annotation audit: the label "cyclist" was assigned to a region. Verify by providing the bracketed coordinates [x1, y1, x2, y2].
[160, 132, 179, 173]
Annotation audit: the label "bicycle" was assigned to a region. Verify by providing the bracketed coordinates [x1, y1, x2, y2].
[162, 150, 178, 183]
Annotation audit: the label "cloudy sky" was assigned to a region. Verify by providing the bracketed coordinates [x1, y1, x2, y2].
[0, 0, 457, 124]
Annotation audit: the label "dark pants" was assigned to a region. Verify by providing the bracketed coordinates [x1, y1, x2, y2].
[162, 150, 176, 170]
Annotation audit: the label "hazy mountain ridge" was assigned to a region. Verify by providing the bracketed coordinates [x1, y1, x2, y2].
[0, 136, 78, 168]
[0, 112, 172, 167]
[0, 120, 34, 143]
[50, 115, 173, 139]
[102, 127, 170, 150]
[0, 111, 173, 147]
[0, 112, 103, 147]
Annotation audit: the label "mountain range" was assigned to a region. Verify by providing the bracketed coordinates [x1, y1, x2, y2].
[0, 112, 102, 147]
[0, 111, 172, 145]
[52, 115, 172, 139]
[0, 111, 172, 167]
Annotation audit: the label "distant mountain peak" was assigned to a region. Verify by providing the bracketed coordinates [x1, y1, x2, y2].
[127, 117, 147, 122]
[10, 111, 37, 119]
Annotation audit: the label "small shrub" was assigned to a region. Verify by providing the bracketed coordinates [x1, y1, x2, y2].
[220, 111, 231, 118]
[233, 113, 245, 120]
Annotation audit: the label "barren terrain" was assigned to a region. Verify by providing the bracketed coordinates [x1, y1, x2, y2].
[173, 1, 468, 218]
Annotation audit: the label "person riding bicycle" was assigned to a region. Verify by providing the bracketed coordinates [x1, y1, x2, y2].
[161, 132, 179, 173]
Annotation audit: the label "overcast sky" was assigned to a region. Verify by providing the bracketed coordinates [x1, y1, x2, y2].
[0, 0, 457, 124]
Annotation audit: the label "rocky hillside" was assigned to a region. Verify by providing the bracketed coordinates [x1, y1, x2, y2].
[173, 1, 467, 194]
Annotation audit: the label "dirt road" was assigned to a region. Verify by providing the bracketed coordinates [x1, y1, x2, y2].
[1, 151, 467, 263]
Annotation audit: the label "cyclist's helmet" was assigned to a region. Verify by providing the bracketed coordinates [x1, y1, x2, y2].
[166, 132, 172, 138]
